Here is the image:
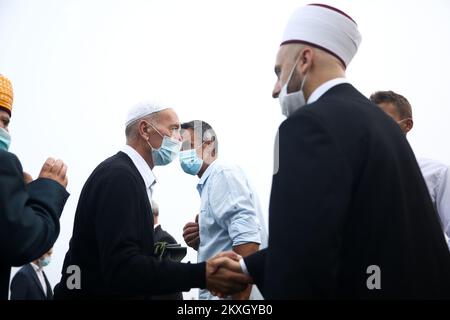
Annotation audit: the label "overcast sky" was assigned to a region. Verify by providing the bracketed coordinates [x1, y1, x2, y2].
[1, 0, 449, 299]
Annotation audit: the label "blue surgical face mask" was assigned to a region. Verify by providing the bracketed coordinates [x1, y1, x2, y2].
[0, 128, 11, 151]
[38, 256, 51, 268]
[146, 122, 181, 166]
[179, 144, 204, 176]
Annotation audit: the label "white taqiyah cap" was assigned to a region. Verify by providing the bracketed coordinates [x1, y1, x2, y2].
[125, 100, 170, 127]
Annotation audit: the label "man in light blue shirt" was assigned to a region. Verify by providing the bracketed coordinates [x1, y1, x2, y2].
[180, 120, 267, 300]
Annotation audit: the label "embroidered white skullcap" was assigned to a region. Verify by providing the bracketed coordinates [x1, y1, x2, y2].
[125, 100, 170, 127]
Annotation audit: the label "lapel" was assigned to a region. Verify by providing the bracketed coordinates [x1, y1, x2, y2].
[27, 264, 46, 297]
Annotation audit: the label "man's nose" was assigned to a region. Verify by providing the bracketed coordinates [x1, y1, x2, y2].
[175, 131, 182, 142]
[272, 81, 281, 99]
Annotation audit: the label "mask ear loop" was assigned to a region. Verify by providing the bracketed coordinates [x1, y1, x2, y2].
[146, 121, 163, 138]
[145, 121, 164, 150]
[297, 51, 309, 93]
[285, 55, 301, 91]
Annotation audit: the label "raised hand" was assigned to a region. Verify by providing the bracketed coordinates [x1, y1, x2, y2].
[38, 157, 68, 188]
[183, 214, 200, 250]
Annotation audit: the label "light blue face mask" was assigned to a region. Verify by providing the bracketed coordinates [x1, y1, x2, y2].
[146, 123, 181, 166]
[38, 256, 51, 268]
[0, 128, 11, 151]
[179, 146, 204, 176]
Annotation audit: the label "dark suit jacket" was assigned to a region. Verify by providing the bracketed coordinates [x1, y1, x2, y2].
[10, 264, 53, 300]
[154, 225, 177, 245]
[53, 151, 205, 299]
[152, 225, 183, 300]
[0, 150, 69, 300]
[244, 83, 450, 299]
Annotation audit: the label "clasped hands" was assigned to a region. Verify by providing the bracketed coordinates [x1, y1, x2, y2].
[205, 251, 253, 298]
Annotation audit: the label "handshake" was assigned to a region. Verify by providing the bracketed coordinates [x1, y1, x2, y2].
[184, 216, 253, 298]
[205, 251, 253, 298]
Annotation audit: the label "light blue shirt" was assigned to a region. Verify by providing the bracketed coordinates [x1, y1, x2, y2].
[197, 159, 268, 300]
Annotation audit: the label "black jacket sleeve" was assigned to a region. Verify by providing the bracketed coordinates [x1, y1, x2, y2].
[9, 270, 29, 300]
[244, 248, 266, 294]
[0, 151, 70, 266]
[95, 170, 205, 296]
[263, 111, 353, 299]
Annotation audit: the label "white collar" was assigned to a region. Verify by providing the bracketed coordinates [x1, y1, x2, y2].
[307, 78, 349, 104]
[31, 262, 42, 272]
[121, 145, 156, 190]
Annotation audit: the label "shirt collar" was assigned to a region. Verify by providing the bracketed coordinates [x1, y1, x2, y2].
[121, 145, 156, 190]
[31, 262, 42, 272]
[307, 78, 349, 105]
[197, 159, 218, 193]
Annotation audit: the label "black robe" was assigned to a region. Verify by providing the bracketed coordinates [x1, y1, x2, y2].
[53, 151, 205, 299]
[0, 150, 69, 300]
[244, 83, 450, 299]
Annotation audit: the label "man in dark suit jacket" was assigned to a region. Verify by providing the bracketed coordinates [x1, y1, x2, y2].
[151, 201, 183, 300]
[10, 250, 54, 300]
[152, 201, 178, 245]
[0, 73, 69, 300]
[54, 103, 250, 299]
[214, 4, 450, 299]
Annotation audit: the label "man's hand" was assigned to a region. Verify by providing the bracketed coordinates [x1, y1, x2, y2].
[23, 172, 33, 184]
[206, 252, 252, 297]
[183, 214, 200, 250]
[206, 251, 252, 298]
[38, 157, 68, 188]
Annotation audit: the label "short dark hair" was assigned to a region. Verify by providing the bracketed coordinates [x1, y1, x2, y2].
[370, 91, 412, 119]
[181, 120, 218, 154]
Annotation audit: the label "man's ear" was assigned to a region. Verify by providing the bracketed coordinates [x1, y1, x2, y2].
[139, 120, 150, 139]
[300, 47, 314, 73]
[404, 118, 414, 134]
[203, 139, 216, 158]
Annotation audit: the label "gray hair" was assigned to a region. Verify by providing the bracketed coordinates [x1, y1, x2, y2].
[125, 112, 160, 142]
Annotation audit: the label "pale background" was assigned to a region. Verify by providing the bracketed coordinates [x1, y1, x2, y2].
[1, 0, 449, 300]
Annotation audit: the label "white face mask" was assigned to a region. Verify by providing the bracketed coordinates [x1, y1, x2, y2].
[278, 58, 308, 118]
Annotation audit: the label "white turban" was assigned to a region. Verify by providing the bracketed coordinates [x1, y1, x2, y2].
[125, 100, 170, 127]
[281, 4, 362, 68]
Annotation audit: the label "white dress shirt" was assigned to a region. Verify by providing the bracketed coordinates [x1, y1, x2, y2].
[418, 157, 450, 248]
[307, 77, 349, 104]
[120, 145, 156, 203]
[31, 263, 47, 296]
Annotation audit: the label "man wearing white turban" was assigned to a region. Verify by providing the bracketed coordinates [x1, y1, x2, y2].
[212, 4, 450, 299]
